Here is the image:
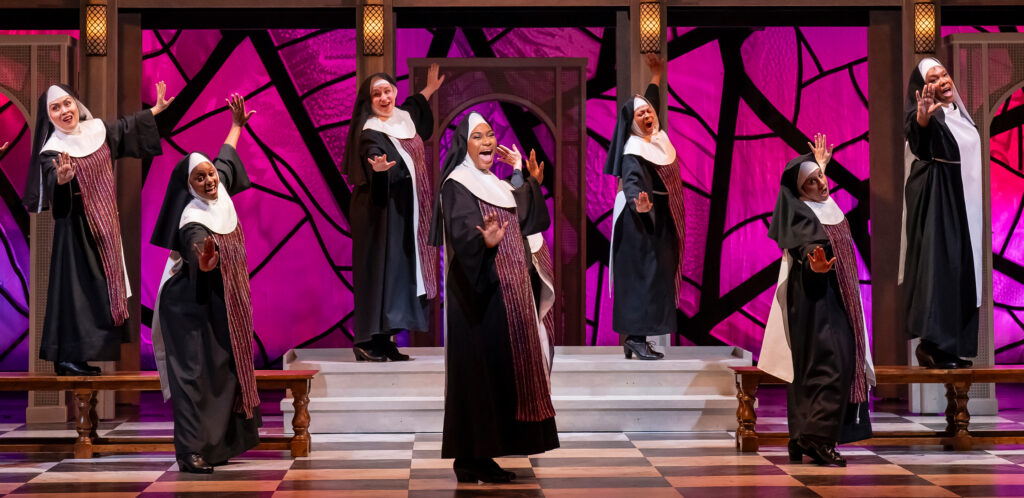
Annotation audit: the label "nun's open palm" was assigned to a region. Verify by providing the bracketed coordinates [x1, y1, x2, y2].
[916, 82, 943, 127]
[228, 93, 255, 127]
[476, 214, 508, 248]
[497, 144, 522, 170]
[808, 133, 833, 171]
[526, 148, 544, 184]
[194, 236, 219, 272]
[369, 154, 396, 172]
[808, 246, 836, 273]
[634, 192, 653, 213]
[151, 81, 175, 116]
[54, 151, 76, 185]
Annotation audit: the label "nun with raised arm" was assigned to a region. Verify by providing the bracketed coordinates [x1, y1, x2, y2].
[759, 135, 875, 467]
[341, 64, 445, 362]
[430, 112, 558, 483]
[605, 54, 685, 360]
[150, 94, 260, 474]
[23, 82, 172, 376]
[901, 57, 982, 369]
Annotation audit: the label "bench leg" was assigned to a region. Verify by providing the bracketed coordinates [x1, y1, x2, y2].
[735, 375, 760, 452]
[289, 380, 311, 458]
[74, 389, 96, 459]
[944, 381, 972, 451]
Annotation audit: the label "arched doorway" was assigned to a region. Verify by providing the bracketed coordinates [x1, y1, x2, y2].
[409, 57, 588, 346]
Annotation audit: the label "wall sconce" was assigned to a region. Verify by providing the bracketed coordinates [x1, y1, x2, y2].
[639, 1, 662, 54]
[362, 1, 385, 57]
[84, 1, 107, 57]
[914, 0, 937, 54]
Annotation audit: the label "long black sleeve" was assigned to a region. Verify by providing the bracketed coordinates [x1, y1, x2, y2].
[179, 223, 216, 305]
[442, 181, 499, 292]
[400, 93, 434, 140]
[103, 110, 162, 160]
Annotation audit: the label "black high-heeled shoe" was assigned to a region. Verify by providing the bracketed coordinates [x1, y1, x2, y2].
[915, 342, 957, 369]
[453, 458, 513, 483]
[480, 457, 516, 481]
[624, 337, 663, 360]
[177, 452, 214, 474]
[373, 336, 412, 361]
[797, 438, 846, 467]
[353, 343, 387, 362]
[788, 439, 824, 464]
[54, 361, 99, 376]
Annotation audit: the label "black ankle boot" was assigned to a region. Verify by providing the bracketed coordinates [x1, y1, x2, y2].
[797, 437, 846, 467]
[177, 452, 213, 474]
[54, 361, 99, 376]
[453, 458, 513, 483]
[373, 336, 411, 361]
[915, 341, 956, 369]
[353, 342, 387, 362]
[77, 362, 101, 374]
[624, 336, 662, 360]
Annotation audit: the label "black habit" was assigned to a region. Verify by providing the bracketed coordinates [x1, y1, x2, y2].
[342, 73, 436, 342]
[605, 84, 679, 336]
[431, 115, 559, 459]
[25, 85, 162, 363]
[902, 58, 981, 358]
[151, 145, 261, 463]
[762, 153, 872, 445]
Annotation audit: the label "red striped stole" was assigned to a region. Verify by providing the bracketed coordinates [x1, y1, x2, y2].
[73, 144, 129, 326]
[478, 201, 556, 423]
[211, 224, 260, 419]
[653, 160, 687, 299]
[399, 136, 439, 299]
[822, 219, 868, 404]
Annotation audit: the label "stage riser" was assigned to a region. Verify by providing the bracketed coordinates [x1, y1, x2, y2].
[282, 346, 749, 433]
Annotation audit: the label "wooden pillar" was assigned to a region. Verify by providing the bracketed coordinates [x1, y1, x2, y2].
[869, 8, 907, 400]
[356, 0, 395, 89]
[116, 10, 142, 405]
[80, 0, 119, 418]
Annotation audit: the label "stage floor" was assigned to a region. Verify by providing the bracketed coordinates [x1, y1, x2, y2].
[1, 389, 1024, 496]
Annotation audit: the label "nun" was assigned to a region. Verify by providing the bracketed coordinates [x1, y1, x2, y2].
[605, 54, 685, 360]
[901, 57, 982, 369]
[759, 135, 875, 467]
[341, 64, 445, 362]
[429, 112, 558, 483]
[23, 82, 172, 376]
[150, 94, 260, 474]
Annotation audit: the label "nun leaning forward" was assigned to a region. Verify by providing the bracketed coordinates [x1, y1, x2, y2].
[150, 94, 260, 474]
[23, 82, 172, 376]
[759, 136, 876, 467]
[341, 65, 445, 362]
[430, 112, 558, 483]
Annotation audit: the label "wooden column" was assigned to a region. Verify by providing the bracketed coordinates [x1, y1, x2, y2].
[356, 0, 395, 89]
[868, 8, 907, 400]
[80, 0, 119, 419]
[116, 10, 142, 405]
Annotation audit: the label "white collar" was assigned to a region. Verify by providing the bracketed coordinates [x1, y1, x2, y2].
[624, 130, 676, 166]
[362, 107, 416, 139]
[446, 159, 516, 208]
[40, 119, 106, 158]
[802, 197, 844, 226]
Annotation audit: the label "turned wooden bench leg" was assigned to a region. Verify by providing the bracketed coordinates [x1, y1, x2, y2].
[74, 389, 97, 459]
[735, 374, 760, 452]
[944, 381, 972, 451]
[289, 380, 311, 458]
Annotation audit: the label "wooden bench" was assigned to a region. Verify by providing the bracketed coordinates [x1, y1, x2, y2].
[731, 365, 1024, 452]
[0, 370, 316, 459]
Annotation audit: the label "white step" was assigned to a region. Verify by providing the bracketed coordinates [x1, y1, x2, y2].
[282, 346, 750, 433]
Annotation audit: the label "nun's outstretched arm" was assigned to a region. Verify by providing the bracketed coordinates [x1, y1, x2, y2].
[105, 109, 161, 160]
[224, 93, 255, 150]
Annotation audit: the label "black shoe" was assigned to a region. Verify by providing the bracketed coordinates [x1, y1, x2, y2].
[934, 348, 974, 368]
[353, 343, 387, 362]
[624, 337, 662, 360]
[77, 362, 101, 374]
[453, 458, 513, 483]
[788, 439, 823, 464]
[54, 361, 99, 376]
[915, 342, 957, 369]
[798, 438, 846, 467]
[373, 336, 412, 362]
[177, 453, 213, 474]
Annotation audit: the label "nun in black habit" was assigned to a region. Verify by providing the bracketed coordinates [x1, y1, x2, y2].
[605, 55, 685, 360]
[429, 112, 558, 483]
[759, 137, 875, 467]
[150, 94, 260, 474]
[900, 57, 982, 369]
[23, 82, 172, 376]
[341, 65, 445, 362]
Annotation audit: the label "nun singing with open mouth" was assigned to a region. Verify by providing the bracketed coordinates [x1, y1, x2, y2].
[23, 82, 172, 376]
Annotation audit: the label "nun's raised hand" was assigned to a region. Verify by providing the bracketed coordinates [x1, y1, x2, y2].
[496, 144, 522, 170]
[644, 53, 665, 84]
[526, 148, 544, 184]
[227, 93, 256, 127]
[369, 154, 396, 172]
[808, 133, 833, 170]
[151, 81, 175, 116]
[476, 213, 508, 248]
[634, 191, 653, 213]
[420, 63, 446, 100]
[808, 246, 836, 273]
[916, 82, 943, 127]
[194, 236, 220, 272]
[0, 141, 8, 154]
[54, 151, 76, 185]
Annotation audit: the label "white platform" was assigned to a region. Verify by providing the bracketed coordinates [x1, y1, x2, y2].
[281, 346, 751, 433]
